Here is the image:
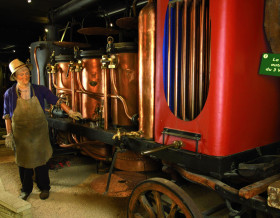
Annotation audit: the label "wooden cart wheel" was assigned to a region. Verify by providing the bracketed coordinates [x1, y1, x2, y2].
[127, 178, 202, 218]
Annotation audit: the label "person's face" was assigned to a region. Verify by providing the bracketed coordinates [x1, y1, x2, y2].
[15, 67, 30, 86]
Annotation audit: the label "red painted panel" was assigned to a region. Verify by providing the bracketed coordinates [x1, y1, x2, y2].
[155, 0, 280, 156]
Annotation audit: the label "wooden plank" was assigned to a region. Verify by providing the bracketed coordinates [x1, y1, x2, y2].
[239, 174, 280, 199]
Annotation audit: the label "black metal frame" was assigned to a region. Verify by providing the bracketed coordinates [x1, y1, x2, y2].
[47, 116, 280, 215]
[47, 116, 280, 180]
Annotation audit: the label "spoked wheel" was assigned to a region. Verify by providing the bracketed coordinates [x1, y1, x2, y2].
[127, 178, 202, 218]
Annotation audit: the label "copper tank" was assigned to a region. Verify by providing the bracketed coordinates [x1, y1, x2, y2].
[110, 42, 138, 127]
[138, 0, 156, 139]
[55, 55, 81, 111]
[114, 150, 160, 172]
[80, 50, 104, 120]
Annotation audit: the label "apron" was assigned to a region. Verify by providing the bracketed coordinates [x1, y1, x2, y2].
[12, 87, 53, 168]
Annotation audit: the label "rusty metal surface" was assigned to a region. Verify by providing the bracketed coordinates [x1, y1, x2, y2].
[116, 17, 138, 30]
[128, 178, 202, 218]
[81, 56, 104, 120]
[114, 150, 160, 172]
[264, 0, 280, 53]
[268, 180, 280, 209]
[53, 41, 90, 48]
[138, 0, 156, 139]
[110, 52, 138, 127]
[91, 171, 147, 197]
[77, 27, 119, 36]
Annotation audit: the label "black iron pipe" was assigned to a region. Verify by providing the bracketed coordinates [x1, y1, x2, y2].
[49, 0, 101, 23]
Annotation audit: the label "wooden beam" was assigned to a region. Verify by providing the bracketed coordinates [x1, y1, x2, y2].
[239, 174, 280, 199]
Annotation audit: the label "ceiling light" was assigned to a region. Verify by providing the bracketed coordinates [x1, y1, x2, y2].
[13, 50, 16, 53]
[27, 0, 31, 3]
[110, 23, 113, 27]
[45, 28, 49, 33]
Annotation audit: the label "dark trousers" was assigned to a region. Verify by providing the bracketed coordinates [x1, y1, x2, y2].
[19, 164, 50, 193]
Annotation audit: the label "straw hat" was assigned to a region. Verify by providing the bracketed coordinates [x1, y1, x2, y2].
[9, 59, 32, 81]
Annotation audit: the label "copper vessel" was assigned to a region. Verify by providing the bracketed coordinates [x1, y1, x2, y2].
[80, 50, 104, 120]
[114, 150, 160, 172]
[55, 55, 81, 111]
[110, 42, 138, 127]
[138, 0, 156, 139]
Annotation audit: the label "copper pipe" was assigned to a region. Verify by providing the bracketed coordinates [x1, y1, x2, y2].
[167, 5, 171, 106]
[174, 1, 180, 117]
[110, 69, 119, 95]
[198, 0, 205, 111]
[206, 5, 211, 99]
[110, 95, 132, 120]
[71, 68, 76, 111]
[71, 133, 79, 143]
[77, 68, 133, 120]
[77, 70, 102, 99]
[34, 46, 40, 85]
[81, 147, 110, 161]
[188, 0, 196, 120]
[52, 64, 133, 121]
[48, 73, 52, 91]
[110, 68, 119, 125]
[52, 73, 71, 92]
[103, 68, 108, 130]
[138, 0, 156, 139]
[181, 0, 188, 120]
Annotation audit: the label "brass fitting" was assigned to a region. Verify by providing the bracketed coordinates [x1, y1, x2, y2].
[112, 128, 144, 140]
[108, 55, 117, 69]
[75, 59, 83, 72]
[46, 63, 58, 74]
[101, 54, 118, 69]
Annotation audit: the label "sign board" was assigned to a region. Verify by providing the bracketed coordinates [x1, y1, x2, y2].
[259, 53, 280, 76]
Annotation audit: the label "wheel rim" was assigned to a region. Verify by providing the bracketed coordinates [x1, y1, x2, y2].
[128, 178, 202, 218]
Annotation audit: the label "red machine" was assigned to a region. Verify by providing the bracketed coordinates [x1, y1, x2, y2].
[29, 0, 280, 216]
[155, 0, 280, 156]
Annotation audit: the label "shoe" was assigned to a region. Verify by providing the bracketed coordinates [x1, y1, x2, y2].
[39, 190, 49, 200]
[19, 192, 30, 200]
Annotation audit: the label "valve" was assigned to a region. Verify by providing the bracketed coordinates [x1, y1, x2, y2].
[74, 59, 83, 72]
[112, 128, 144, 140]
[101, 54, 118, 69]
[106, 36, 115, 53]
[66, 61, 75, 77]
[46, 51, 58, 74]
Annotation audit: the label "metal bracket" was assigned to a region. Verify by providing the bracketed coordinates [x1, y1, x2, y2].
[162, 128, 201, 154]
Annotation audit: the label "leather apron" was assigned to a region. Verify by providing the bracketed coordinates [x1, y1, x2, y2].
[12, 87, 53, 168]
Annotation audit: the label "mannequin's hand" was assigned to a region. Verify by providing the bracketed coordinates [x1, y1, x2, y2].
[2, 133, 15, 150]
[68, 110, 83, 120]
